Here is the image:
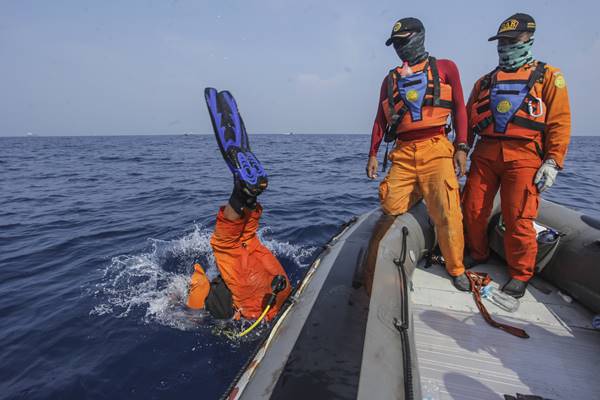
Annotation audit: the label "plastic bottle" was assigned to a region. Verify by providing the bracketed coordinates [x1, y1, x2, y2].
[480, 285, 520, 313]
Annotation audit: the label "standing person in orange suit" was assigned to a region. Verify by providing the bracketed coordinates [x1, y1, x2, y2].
[463, 13, 571, 298]
[186, 88, 291, 322]
[367, 17, 471, 291]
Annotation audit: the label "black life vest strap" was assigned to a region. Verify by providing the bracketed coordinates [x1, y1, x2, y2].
[387, 69, 397, 120]
[473, 116, 494, 134]
[423, 98, 453, 109]
[428, 56, 441, 106]
[385, 69, 403, 143]
[527, 61, 547, 90]
[511, 116, 546, 132]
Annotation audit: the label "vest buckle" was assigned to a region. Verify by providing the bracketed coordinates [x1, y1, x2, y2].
[527, 96, 544, 118]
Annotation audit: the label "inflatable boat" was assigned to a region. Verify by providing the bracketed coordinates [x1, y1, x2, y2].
[221, 199, 600, 400]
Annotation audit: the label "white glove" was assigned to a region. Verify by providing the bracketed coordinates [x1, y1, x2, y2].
[534, 159, 559, 193]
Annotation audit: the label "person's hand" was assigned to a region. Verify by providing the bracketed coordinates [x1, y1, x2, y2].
[366, 156, 378, 179]
[534, 159, 559, 192]
[454, 150, 467, 177]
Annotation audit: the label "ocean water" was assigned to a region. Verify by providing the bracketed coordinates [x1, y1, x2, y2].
[1, 134, 599, 399]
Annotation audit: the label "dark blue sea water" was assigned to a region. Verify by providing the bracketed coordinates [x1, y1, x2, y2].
[1, 134, 599, 399]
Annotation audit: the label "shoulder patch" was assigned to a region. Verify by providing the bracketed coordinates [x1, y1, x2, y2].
[553, 72, 566, 89]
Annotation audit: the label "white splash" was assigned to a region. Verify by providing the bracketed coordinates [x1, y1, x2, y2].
[90, 224, 317, 331]
[257, 227, 317, 269]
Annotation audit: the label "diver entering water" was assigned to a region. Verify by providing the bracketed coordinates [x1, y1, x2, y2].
[185, 88, 291, 325]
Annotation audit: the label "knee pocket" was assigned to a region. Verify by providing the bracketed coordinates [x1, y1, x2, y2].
[379, 179, 389, 203]
[520, 186, 539, 219]
[444, 178, 461, 213]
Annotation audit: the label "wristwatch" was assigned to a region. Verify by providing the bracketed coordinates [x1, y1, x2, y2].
[456, 143, 470, 153]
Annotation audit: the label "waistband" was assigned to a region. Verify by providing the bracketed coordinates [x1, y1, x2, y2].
[396, 133, 446, 147]
[395, 125, 446, 142]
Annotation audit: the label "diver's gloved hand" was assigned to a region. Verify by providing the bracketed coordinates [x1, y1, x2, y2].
[534, 159, 559, 193]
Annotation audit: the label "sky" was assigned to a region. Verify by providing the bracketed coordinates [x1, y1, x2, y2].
[1, 0, 598, 136]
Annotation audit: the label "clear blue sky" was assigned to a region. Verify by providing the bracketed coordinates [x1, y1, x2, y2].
[1, 0, 598, 136]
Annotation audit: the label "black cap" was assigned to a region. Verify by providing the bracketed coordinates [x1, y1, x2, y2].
[385, 17, 424, 46]
[488, 13, 536, 41]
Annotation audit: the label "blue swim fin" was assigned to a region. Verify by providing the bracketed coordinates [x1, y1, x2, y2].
[204, 88, 268, 196]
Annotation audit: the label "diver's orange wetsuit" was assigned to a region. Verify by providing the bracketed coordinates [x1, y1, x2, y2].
[371, 58, 468, 277]
[463, 62, 571, 281]
[186, 204, 291, 321]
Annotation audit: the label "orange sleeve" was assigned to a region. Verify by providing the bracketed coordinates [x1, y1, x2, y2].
[542, 65, 571, 168]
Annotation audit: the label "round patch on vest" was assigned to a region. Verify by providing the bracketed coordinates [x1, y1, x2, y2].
[496, 100, 512, 113]
[554, 75, 566, 89]
[406, 89, 419, 102]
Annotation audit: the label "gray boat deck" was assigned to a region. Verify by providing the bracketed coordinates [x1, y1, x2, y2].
[412, 260, 600, 400]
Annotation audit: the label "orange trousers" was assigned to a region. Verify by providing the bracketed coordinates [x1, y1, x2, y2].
[462, 145, 542, 281]
[188, 205, 291, 320]
[379, 135, 465, 277]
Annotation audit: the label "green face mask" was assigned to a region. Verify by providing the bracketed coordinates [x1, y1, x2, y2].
[497, 38, 534, 71]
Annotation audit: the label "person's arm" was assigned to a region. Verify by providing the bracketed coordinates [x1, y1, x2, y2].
[366, 78, 388, 178]
[541, 67, 571, 169]
[441, 60, 467, 145]
[369, 78, 388, 157]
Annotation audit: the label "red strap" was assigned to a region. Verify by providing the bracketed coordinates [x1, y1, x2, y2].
[466, 271, 529, 339]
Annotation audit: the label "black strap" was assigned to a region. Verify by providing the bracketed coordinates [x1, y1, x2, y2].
[385, 70, 401, 143]
[473, 116, 494, 134]
[423, 98, 453, 108]
[476, 102, 490, 115]
[527, 61, 547, 90]
[387, 69, 397, 120]
[511, 115, 546, 132]
[428, 56, 441, 106]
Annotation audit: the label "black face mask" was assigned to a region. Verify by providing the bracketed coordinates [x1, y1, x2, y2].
[393, 31, 428, 65]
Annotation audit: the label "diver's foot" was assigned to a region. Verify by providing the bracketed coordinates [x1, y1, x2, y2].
[226, 147, 268, 197]
[464, 254, 488, 269]
[452, 273, 471, 292]
[229, 178, 258, 215]
[502, 278, 528, 298]
[204, 88, 268, 197]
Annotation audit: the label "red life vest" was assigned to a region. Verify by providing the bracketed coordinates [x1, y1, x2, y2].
[382, 57, 453, 142]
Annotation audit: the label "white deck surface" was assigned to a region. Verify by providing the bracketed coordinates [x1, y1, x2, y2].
[412, 260, 600, 400]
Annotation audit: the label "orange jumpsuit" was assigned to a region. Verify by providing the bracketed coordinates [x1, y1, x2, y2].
[187, 205, 291, 321]
[463, 62, 571, 281]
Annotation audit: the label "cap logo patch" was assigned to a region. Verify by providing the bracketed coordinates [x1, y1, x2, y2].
[393, 22, 402, 32]
[496, 100, 512, 113]
[499, 19, 519, 33]
[406, 90, 419, 103]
